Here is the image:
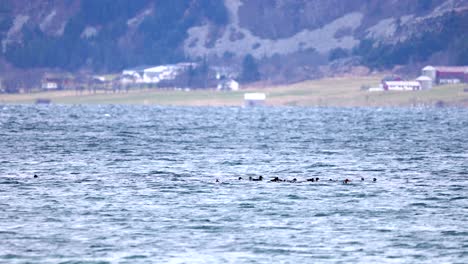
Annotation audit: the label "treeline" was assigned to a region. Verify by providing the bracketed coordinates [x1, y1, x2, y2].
[329, 11, 467, 69]
[353, 11, 468, 68]
[4, 0, 228, 72]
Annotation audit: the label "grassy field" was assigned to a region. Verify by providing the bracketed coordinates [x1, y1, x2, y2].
[1, 75, 467, 107]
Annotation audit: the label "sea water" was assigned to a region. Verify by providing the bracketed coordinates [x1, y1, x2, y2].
[0, 105, 467, 263]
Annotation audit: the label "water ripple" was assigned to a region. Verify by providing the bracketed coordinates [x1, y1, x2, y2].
[0, 105, 467, 263]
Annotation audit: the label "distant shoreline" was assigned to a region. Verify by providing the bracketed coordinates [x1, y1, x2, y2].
[1, 76, 467, 107]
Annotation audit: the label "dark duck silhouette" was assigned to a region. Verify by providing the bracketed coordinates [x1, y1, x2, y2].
[252, 176, 263, 181]
[270, 177, 283, 182]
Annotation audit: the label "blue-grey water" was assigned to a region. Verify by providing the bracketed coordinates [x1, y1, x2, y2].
[0, 105, 467, 263]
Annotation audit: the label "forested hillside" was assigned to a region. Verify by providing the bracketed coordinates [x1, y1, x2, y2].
[1, 0, 228, 72]
[0, 0, 467, 80]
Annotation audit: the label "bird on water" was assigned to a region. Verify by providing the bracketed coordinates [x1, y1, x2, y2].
[271, 177, 282, 182]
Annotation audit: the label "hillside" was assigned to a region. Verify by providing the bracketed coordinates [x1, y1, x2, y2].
[0, 0, 467, 82]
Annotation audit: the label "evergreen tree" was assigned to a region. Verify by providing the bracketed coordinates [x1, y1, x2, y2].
[241, 54, 260, 83]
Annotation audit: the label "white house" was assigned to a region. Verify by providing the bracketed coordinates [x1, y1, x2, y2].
[93, 76, 107, 82]
[217, 79, 239, 91]
[122, 63, 197, 84]
[41, 79, 59, 90]
[122, 66, 148, 82]
[142, 65, 176, 83]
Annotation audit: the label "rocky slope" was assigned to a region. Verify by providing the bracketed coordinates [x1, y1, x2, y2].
[0, 0, 467, 83]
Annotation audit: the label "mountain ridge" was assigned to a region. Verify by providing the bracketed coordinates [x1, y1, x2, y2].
[0, 0, 467, 83]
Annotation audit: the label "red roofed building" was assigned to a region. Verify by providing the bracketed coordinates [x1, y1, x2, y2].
[422, 66, 468, 85]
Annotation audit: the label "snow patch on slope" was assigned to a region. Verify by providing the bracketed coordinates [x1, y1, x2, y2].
[39, 10, 57, 32]
[127, 8, 153, 28]
[2, 15, 30, 53]
[366, 18, 397, 41]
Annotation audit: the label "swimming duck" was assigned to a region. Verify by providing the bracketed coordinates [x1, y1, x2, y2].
[270, 177, 282, 182]
[252, 176, 263, 181]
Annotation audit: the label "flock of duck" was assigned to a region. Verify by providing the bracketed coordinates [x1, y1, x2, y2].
[216, 176, 377, 184]
[32, 174, 376, 184]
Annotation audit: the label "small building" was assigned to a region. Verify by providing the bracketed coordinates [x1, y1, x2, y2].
[416, 76, 433, 90]
[122, 66, 148, 81]
[119, 74, 137, 85]
[244, 93, 266, 106]
[93, 76, 107, 82]
[41, 78, 60, 90]
[217, 78, 239, 91]
[41, 72, 76, 91]
[383, 81, 421, 91]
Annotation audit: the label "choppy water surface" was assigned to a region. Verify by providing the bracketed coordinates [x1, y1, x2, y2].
[0, 105, 467, 263]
